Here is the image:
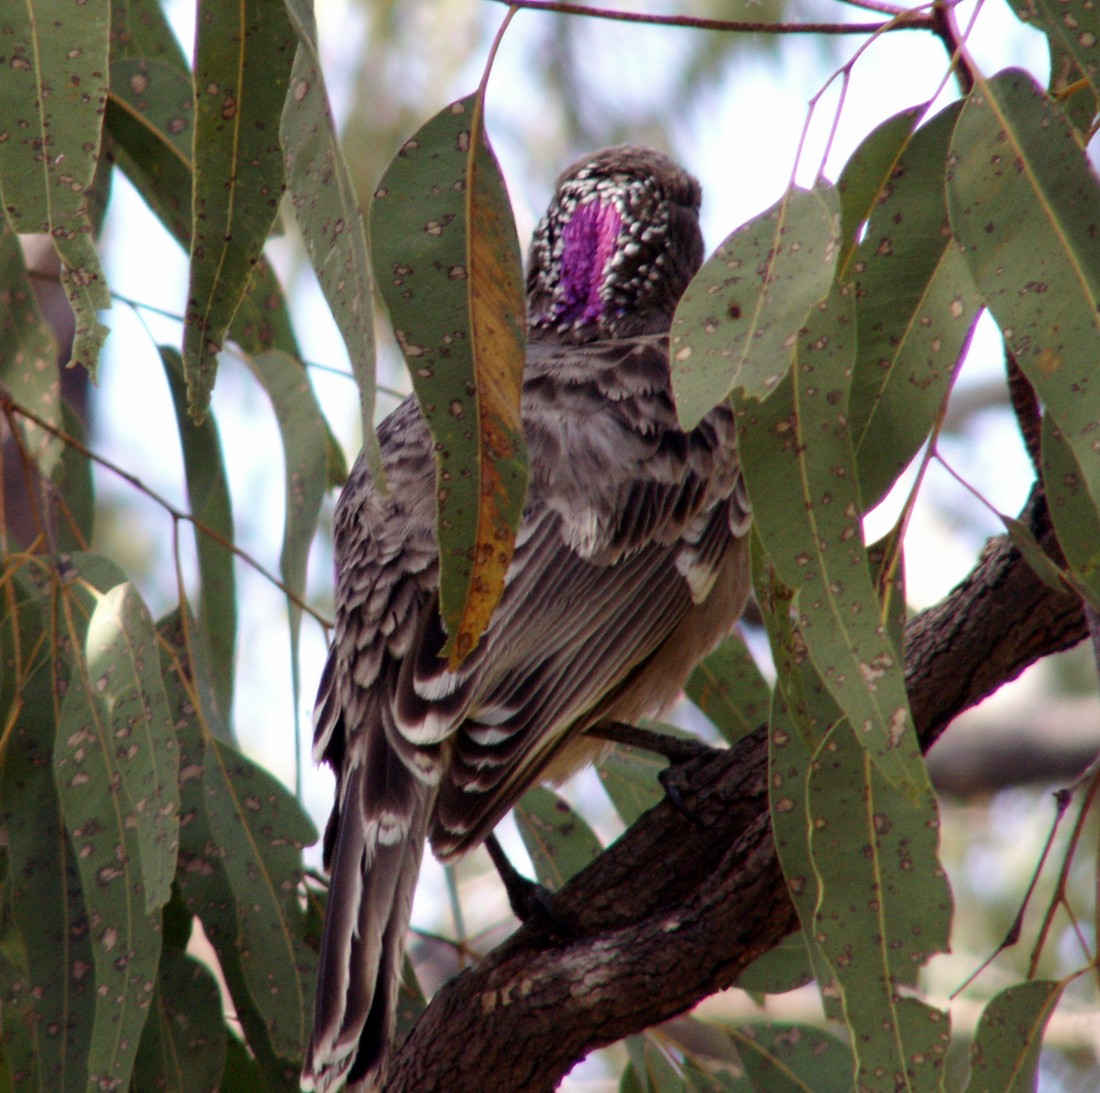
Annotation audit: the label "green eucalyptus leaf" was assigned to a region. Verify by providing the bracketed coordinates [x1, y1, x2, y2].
[281, 0, 381, 481]
[514, 786, 602, 890]
[733, 1022, 854, 1093]
[808, 722, 951, 1091]
[850, 100, 981, 509]
[1011, 0, 1100, 128]
[370, 95, 528, 665]
[737, 283, 922, 791]
[836, 104, 924, 272]
[596, 742, 667, 827]
[964, 980, 1064, 1093]
[53, 560, 180, 1088]
[0, 223, 62, 478]
[133, 946, 227, 1093]
[948, 70, 1100, 528]
[160, 347, 237, 725]
[684, 632, 770, 744]
[670, 183, 840, 426]
[0, 571, 96, 1092]
[183, 0, 297, 419]
[159, 609, 316, 1077]
[0, 0, 111, 375]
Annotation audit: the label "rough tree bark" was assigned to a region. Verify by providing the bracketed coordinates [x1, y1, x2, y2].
[385, 484, 1086, 1093]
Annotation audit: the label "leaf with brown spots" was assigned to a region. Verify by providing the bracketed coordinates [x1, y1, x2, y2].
[836, 104, 924, 274]
[685, 631, 772, 744]
[966, 980, 1065, 1092]
[807, 721, 951, 1091]
[0, 0, 111, 376]
[737, 282, 925, 792]
[159, 608, 318, 1069]
[107, 0, 306, 368]
[52, 558, 178, 1088]
[948, 70, 1100, 541]
[0, 223, 63, 477]
[670, 184, 840, 429]
[1039, 413, 1100, 608]
[281, 0, 382, 482]
[0, 570, 96, 1092]
[847, 100, 981, 510]
[182, 0, 297, 421]
[1011, 0, 1100, 131]
[369, 93, 527, 667]
[515, 786, 602, 890]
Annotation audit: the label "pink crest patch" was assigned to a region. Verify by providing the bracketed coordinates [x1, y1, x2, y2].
[557, 200, 623, 325]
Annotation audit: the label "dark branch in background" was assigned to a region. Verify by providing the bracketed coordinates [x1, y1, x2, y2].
[488, 0, 937, 36]
[385, 482, 1086, 1093]
[929, 0, 978, 95]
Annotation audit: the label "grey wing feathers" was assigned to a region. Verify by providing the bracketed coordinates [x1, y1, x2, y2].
[314, 333, 749, 862]
[312, 332, 748, 862]
[307, 332, 749, 1088]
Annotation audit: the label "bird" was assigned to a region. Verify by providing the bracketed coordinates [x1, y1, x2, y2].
[301, 145, 752, 1093]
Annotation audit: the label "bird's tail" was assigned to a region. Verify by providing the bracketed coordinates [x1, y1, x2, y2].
[302, 736, 431, 1093]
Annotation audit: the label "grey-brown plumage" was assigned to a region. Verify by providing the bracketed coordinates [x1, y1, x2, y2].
[301, 146, 752, 1093]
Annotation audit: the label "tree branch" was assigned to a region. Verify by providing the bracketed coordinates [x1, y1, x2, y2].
[488, 0, 936, 36]
[386, 483, 1085, 1093]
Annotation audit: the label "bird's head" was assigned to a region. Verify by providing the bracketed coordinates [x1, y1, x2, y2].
[526, 145, 704, 342]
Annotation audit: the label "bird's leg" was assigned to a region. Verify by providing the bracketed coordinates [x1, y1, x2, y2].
[588, 719, 717, 764]
[484, 833, 572, 939]
[589, 720, 718, 824]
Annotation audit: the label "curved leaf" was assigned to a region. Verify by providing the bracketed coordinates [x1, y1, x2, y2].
[1039, 412, 1100, 605]
[53, 562, 179, 1088]
[160, 347, 237, 723]
[737, 282, 922, 790]
[134, 946, 227, 1093]
[836, 104, 924, 273]
[0, 570, 95, 1092]
[965, 980, 1065, 1093]
[0, 222, 62, 478]
[684, 631, 771, 744]
[670, 184, 840, 427]
[733, 1022, 854, 1093]
[850, 100, 981, 510]
[183, 0, 296, 420]
[596, 743, 666, 827]
[54, 401, 97, 552]
[1011, 0, 1100, 128]
[370, 95, 528, 665]
[0, 0, 111, 375]
[281, 0, 381, 480]
[808, 723, 951, 1091]
[160, 610, 317, 1071]
[248, 348, 330, 784]
[948, 69, 1100, 523]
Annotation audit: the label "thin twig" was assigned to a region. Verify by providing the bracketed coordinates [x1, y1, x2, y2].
[1027, 772, 1100, 979]
[838, 0, 911, 15]
[1, 392, 332, 630]
[24, 267, 409, 400]
[487, 0, 936, 35]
